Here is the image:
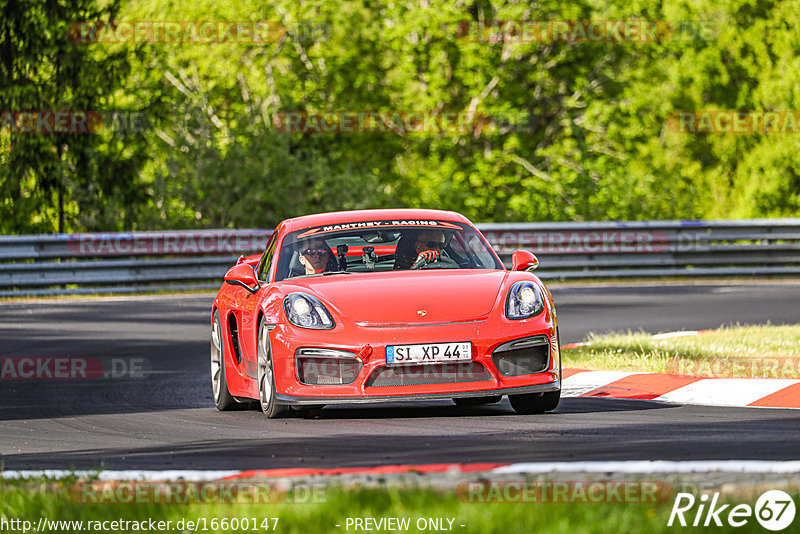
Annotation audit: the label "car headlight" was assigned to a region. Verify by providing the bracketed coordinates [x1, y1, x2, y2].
[505, 281, 544, 320]
[284, 293, 334, 329]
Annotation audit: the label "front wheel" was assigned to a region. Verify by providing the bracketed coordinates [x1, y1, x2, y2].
[509, 390, 560, 415]
[257, 318, 288, 419]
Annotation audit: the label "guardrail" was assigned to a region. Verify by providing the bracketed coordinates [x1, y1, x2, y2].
[1, 219, 798, 296]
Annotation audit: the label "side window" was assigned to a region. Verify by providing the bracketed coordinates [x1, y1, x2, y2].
[256, 232, 278, 282]
[466, 234, 495, 268]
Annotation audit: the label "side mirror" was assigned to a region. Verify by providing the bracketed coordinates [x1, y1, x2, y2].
[224, 263, 260, 294]
[511, 250, 539, 271]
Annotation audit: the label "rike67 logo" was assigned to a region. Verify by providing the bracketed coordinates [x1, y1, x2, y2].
[668, 490, 796, 530]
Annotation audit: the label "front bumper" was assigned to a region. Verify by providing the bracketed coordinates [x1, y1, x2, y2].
[276, 381, 560, 406]
[269, 310, 560, 401]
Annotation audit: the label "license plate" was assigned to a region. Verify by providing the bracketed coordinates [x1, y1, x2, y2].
[386, 342, 472, 365]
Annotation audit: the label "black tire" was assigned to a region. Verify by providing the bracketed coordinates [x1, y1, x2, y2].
[453, 396, 502, 406]
[257, 317, 289, 419]
[509, 390, 560, 415]
[211, 310, 237, 411]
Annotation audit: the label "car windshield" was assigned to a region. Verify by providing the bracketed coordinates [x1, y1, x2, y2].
[275, 220, 503, 281]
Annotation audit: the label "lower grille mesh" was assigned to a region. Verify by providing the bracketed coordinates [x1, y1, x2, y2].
[365, 362, 491, 387]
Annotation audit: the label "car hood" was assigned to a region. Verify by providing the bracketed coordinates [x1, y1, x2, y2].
[291, 270, 509, 324]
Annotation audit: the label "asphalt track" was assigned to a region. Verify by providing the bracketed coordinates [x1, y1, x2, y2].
[1, 281, 799, 470]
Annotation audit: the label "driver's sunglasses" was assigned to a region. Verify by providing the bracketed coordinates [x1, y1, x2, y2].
[302, 248, 328, 256]
[417, 240, 446, 250]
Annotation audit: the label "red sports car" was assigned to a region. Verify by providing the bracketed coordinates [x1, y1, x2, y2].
[211, 209, 560, 417]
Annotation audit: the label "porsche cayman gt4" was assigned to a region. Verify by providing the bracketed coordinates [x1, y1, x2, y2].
[211, 209, 560, 417]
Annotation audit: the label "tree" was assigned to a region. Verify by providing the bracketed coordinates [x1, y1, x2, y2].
[0, 0, 161, 233]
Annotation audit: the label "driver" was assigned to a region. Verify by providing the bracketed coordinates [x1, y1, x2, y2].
[412, 229, 446, 266]
[298, 239, 332, 275]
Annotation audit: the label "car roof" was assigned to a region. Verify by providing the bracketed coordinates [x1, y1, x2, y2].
[280, 208, 471, 233]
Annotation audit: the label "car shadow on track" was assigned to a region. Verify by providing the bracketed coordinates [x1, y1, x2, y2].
[303, 397, 675, 420]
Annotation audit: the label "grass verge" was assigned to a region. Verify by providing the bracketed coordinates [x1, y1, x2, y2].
[562, 324, 800, 378]
[1, 479, 795, 533]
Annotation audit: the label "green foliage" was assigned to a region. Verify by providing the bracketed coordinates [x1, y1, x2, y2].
[2, 0, 799, 232]
[0, 0, 168, 232]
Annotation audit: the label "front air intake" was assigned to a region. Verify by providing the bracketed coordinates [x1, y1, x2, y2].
[491, 336, 550, 376]
[295, 348, 362, 385]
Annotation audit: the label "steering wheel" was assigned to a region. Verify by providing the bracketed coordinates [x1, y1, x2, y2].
[410, 254, 457, 270]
